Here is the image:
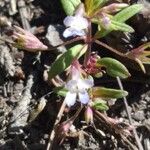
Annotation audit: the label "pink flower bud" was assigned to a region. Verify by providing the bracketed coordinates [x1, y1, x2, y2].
[12, 26, 48, 52]
[86, 53, 102, 77]
[85, 106, 93, 124]
[102, 3, 128, 14]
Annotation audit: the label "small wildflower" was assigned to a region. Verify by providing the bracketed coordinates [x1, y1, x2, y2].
[85, 106, 93, 124]
[63, 3, 88, 38]
[12, 26, 48, 52]
[65, 60, 94, 107]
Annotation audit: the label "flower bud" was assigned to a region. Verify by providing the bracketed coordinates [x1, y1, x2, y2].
[85, 106, 93, 124]
[99, 13, 111, 29]
[102, 3, 128, 14]
[86, 53, 102, 77]
[12, 26, 48, 52]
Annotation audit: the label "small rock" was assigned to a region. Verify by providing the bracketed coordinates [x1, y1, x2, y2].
[144, 95, 150, 102]
[46, 24, 66, 53]
[121, 106, 132, 118]
[132, 110, 145, 121]
[143, 118, 150, 131]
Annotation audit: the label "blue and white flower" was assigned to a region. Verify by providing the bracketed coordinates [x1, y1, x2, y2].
[63, 4, 88, 38]
[64, 66, 94, 107]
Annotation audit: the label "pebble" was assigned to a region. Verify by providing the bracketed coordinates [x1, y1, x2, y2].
[46, 24, 66, 53]
[132, 110, 145, 121]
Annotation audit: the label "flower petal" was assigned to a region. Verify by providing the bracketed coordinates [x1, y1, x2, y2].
[78, 91, 90, 104]
[65, 80, 77, 92]
[63, 16, 88, 30]
[65, 92, 77, 107]
[71, 66, 81, 80]
[78, 78, 94, 91]
[63, 16, 76, 27]
[63, 27, 85, 38]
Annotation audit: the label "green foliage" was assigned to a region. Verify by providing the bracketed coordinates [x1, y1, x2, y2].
[114, 4, 143, 22]
[85, 0, 107, 16]
[110, 20, 134, 33]
[53, 87, 68, 97]
[92, 98, 109, 111]
[48, 44, 87, 79]
[97, 57, 130, 78]
[61, 0, 81, 15]
[91, 87, 128, 99]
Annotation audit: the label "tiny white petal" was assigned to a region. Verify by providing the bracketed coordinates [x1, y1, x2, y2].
[63, 27, 85, 38]
[65, 92, 77, 107]
[78, 91, 90, 104]
[65, 80, 77, 92]
[64, 16, 88, 30]
[63, 28, 74, 38]
[63, 16, 76, 27]
[72, 16, 88, 29]
[78, 78, 94, 91]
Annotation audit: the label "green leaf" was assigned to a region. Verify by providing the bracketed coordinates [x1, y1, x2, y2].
[85, 0, 107, 16]
[92, 98, 109, 111]
[85, 0, 93, 14]
[53, 87, 68, 97]
[114, 4, 143, 22]
[91, 87, 128, 99]
[48, 44, 87, 79]
[139, 56, 150, 64]
[60, 0, 81, 15]
[97, 57, 130, 78]
[93, 0, 107, 10]
[95, 4, 143, 38]
[110, 20, 134, 33]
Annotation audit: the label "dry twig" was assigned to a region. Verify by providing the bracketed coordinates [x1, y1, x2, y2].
[46, 100, 66, 150]
[116, 77, 144, 150]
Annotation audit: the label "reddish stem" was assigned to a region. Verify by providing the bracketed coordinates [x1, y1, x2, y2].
[47, 37, 85, 51]
[84, 19, 92, 67]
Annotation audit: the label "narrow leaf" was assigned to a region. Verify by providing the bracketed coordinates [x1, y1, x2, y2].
[85, 0, 107, 16]
[97, 57, 130, 78]
[91, 87, 128, 99]
[93, 0, 107, 10]
[110, 20, 134, 32]
[85, 0, 93, 14]
[114, 4, 143, 22]
[48, 44, 87, 79]
[135, 58, 146, 73]
[61, 0, 81, 15]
